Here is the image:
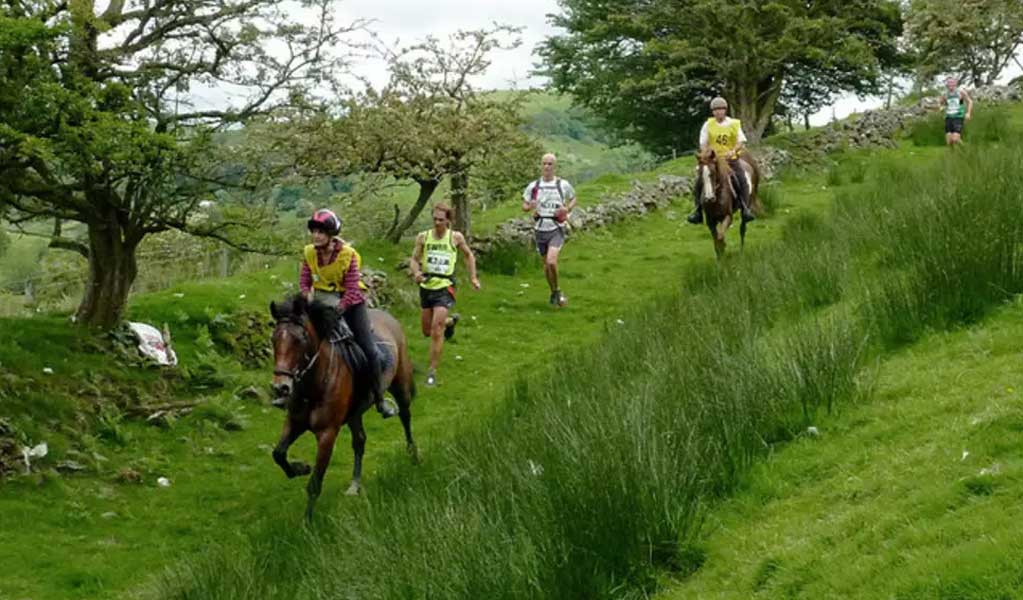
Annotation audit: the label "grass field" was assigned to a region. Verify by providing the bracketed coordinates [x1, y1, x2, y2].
[2, 102, 1022, 599]
[0, 141, 822, 599]
[661, 299, 1023, 599]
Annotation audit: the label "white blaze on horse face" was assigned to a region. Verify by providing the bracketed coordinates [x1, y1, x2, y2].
[701, 165, 715, 201]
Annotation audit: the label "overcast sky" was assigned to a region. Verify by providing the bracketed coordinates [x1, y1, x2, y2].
[335, 0, 558, 90]
[200, 1, 1023, 127]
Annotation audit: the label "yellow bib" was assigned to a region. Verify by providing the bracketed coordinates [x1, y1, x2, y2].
[303, 242, 368, 292]
[707, 118, 742, 156]
[420, 229, 458, 291]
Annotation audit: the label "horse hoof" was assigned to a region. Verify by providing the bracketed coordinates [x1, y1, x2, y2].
[345, 482, 361, 496]
[407, 444, 421, 465]
[290, 462, 312, 477]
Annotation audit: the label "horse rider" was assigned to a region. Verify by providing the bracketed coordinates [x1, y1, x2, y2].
[939, 77, 973, 147]
[409, 202, 481, 387]
[299, 208, 398, 418]
[687, 96, 756, 224]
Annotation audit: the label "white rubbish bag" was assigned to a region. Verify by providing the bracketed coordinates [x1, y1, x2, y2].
[128, 322, 178, 366]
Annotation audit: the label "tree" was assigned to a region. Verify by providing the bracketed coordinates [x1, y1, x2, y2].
[907, 0, 1023, 86]
[0, 0, 360, 328]
[539, 0, 904, 151]
[273, 26, 540, 241]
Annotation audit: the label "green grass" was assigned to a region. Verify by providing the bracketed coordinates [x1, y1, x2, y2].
[661, 300, 1023, 599]
[134, 112, 1023, 599]
[908, 106, 1017, 147]
[0, 160, 811, 600]
[3, 103, 1023, 600]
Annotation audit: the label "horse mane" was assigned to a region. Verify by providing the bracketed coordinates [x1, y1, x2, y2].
[714, 154, 734, 198]
[272, 294, 336, 342]
[305, 298, 340, 342]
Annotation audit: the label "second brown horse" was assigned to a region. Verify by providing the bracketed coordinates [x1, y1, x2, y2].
[697, 150, 762, 258]
[270, 294, 418, 521]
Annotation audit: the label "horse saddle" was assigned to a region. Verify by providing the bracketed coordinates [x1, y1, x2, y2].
[328, 321, 394, 376]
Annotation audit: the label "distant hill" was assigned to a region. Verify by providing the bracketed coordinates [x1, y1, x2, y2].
[493, 90, 658, 183]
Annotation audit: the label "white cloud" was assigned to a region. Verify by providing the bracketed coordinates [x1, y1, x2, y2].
[335, 0, 559, 89]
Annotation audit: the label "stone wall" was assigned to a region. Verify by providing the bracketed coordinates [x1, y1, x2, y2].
[469, 175, 692, 257]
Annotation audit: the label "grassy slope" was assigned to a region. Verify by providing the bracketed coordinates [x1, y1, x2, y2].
[656, 107, 1023, 599]
[662, 300, 1023, 600]
[0, 158, 825, 599]
[2, 103, 1019, 599]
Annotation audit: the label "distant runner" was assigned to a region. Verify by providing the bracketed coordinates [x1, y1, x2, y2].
[522, 153, 577, 307]
[410, 203, 480, 387]
[939, 77, 973, 147]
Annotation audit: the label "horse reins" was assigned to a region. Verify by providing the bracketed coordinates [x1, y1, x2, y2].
[273, 321, 321, 385]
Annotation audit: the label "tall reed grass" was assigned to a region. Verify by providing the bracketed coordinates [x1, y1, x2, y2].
[149, 115, 1023, 599]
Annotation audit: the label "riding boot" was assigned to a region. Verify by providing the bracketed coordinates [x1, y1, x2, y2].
[687, 180, 704, 224]
[343, 302, 398, 419]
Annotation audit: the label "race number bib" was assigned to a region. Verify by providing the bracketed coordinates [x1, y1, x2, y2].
[426, 249, 453, 273]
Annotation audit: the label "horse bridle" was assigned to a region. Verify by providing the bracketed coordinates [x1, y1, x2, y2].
[272, 320, 321, 386]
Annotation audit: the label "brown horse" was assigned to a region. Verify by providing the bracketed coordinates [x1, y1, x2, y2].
[269, 294, 418, 521]
[697, 150, 761, 258]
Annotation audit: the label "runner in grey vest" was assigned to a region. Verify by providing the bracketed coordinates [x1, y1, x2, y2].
[522, 153, 577, 307]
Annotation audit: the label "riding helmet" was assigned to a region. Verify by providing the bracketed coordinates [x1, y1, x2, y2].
[308, 209, 341, 236]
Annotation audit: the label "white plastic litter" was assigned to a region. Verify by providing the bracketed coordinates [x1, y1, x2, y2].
[42, 367, 54, 375]
[806, 426, 820, 437]
[157, 477, 171, 487]
[128, 322, 178, 366]
[21, 442, 48, 472]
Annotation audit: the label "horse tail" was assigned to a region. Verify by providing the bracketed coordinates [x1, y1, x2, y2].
[740, 152, 763, 215]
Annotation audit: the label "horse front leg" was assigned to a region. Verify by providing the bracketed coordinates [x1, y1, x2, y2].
[715, 216, 731, 258]
[272, 419, 310, 479]
[346, 415, 366, 496]
[740, 218, 747, 253]
[305, 426, 339, 522]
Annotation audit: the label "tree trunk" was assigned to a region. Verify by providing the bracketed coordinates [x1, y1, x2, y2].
[387, 178, 439, 244]
[803, 113, 811, 131]
[451, 170, 470, 236]
[728, 77, 784, 143]
[76, 211, 141, 329]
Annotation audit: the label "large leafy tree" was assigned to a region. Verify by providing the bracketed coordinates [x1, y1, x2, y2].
[273, 26, 540, 241]
[540, 0, 904, 152]
[907, 0, 1023, 86]
[0, 0, 359, 328]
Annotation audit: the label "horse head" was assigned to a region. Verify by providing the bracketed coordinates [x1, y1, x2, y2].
[697, 149, 735, 208]
[269, 294, 318, 401]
